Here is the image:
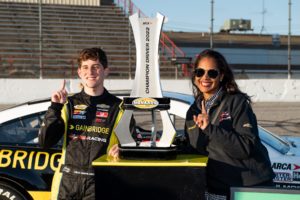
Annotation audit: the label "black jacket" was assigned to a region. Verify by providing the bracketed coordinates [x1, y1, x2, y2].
[185, 90, 275, 194]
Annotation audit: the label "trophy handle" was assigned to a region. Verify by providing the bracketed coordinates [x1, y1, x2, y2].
[156, 111, 176, 147]
[114, 110, 136, 146]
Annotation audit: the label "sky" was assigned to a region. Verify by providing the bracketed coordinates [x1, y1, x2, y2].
[131, 0, 300, 35]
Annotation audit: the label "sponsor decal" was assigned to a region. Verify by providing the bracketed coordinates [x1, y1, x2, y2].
[69, 134, 107, 142]
[74, 104, 88, 110]
[278, 183, 300, 189]
[293, 171, 300, 182]
[242, 123, 252, 128]
[188, 124, 197, 130]
[73, 110, 86, 115]
[72, 115, 86, 120]
[86, 136, 107, 142]
[143, 21, 152, 25]
[132, 97, 158, 109]
[75, 125, 109, 134]
[274, 172, 292, 182]
[62, 166, 71, 173]
[97, 104, 110, 109]
[73, 171, 94, 176]
[96, 111, 108, 118]
[0, 149, 61, 171]
[69, 125, 74, 130]
[69, 135, 86, 140]
[294, 164, 300, 170]
[96, 118, 106, 123]
[272, 162, 292, 170]
[219, 112, 231, 122]
[97, 108, 109, 112]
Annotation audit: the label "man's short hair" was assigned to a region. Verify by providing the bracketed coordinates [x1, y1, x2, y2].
[78, 47, 108, 68]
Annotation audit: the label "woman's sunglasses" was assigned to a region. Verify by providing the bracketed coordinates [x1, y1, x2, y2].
[194, 68, 219, 79]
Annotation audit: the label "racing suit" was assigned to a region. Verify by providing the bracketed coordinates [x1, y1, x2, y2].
[39, 89, 123, 200]
[184, 90, 275, 197]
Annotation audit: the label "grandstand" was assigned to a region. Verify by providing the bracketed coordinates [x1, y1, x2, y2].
[166, 31, 300, 77]
[2, 0, 299, 80]
[0, 0, 187, 79]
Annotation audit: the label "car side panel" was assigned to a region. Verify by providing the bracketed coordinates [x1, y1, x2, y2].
[0, 146, 61, 191]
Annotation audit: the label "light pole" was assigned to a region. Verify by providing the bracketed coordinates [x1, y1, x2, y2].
[287, 0, 292, 79]
[210, 0, 214, 49]
[39, 0, 43, 79]
[260, 0, 267, 34]
[128, 0, 132, 79]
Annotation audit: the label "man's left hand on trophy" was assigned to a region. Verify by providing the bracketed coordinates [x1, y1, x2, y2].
[108, 144, 119, 161]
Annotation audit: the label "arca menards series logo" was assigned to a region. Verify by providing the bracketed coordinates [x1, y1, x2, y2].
[272, 163, 300, 171]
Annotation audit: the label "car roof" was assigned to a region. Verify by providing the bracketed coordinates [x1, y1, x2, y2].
[0, 90, 194, 124]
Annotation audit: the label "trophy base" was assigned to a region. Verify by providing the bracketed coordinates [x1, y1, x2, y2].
[119, 146, 177, 160]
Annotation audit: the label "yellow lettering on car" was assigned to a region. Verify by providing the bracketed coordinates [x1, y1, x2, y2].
[50, 153, 61, 171]
[12, 150, 27, 169]
[0, 149, 61, 171]
[0, 149, 12, 167]
[28, 151, 35, 169]
[34, 152, 49, 170]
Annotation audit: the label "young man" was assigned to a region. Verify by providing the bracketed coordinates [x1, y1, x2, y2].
[39, 47, 121, 200]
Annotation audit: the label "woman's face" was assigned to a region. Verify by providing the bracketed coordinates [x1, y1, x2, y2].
[194, 57, 223, 100]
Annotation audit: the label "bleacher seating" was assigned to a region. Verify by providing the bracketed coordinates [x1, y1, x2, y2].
[0, 2, 178, 79]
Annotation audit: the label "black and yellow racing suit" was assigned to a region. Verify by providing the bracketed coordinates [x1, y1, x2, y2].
[39, 89, 123, 200]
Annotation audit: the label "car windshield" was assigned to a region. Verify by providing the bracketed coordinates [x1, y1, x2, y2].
[0, 113, 43, 144]
[258, 126, 290, 154]
[0, 111, 63, 147]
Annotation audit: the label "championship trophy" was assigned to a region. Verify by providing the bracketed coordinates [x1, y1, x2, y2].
[115, 13, 177, 159]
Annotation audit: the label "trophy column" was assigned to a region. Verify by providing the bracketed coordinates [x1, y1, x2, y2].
[114, 13, 177, 158]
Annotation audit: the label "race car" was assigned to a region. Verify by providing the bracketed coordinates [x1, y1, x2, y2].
[0, 91, 299, 200]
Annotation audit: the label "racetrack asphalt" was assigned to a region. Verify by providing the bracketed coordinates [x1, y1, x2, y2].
[252, 102, 300, 136]
[0, 102, 299, 137]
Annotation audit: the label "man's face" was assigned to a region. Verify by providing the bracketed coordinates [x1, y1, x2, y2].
[77, 59, 108, 90]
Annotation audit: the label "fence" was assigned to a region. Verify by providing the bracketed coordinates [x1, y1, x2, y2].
[0, 0, 100, 6]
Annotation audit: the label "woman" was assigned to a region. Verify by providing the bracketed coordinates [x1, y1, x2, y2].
[184, 49, 275, 200]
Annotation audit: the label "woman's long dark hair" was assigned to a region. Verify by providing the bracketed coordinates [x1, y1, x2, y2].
[192, 49, 250, 102]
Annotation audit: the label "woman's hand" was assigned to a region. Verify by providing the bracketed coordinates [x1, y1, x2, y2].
[193, 101, 209, 130]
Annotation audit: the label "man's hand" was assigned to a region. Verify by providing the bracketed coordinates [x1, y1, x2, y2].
[108, 144, 119, 161]
[193, 100, 209, 130]
[51, 80, 68, 104]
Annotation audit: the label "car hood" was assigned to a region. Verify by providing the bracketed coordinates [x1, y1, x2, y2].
[281, 136, 300, 156]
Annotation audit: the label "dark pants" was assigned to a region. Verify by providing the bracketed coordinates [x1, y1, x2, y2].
[58, 173, 95, 200]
